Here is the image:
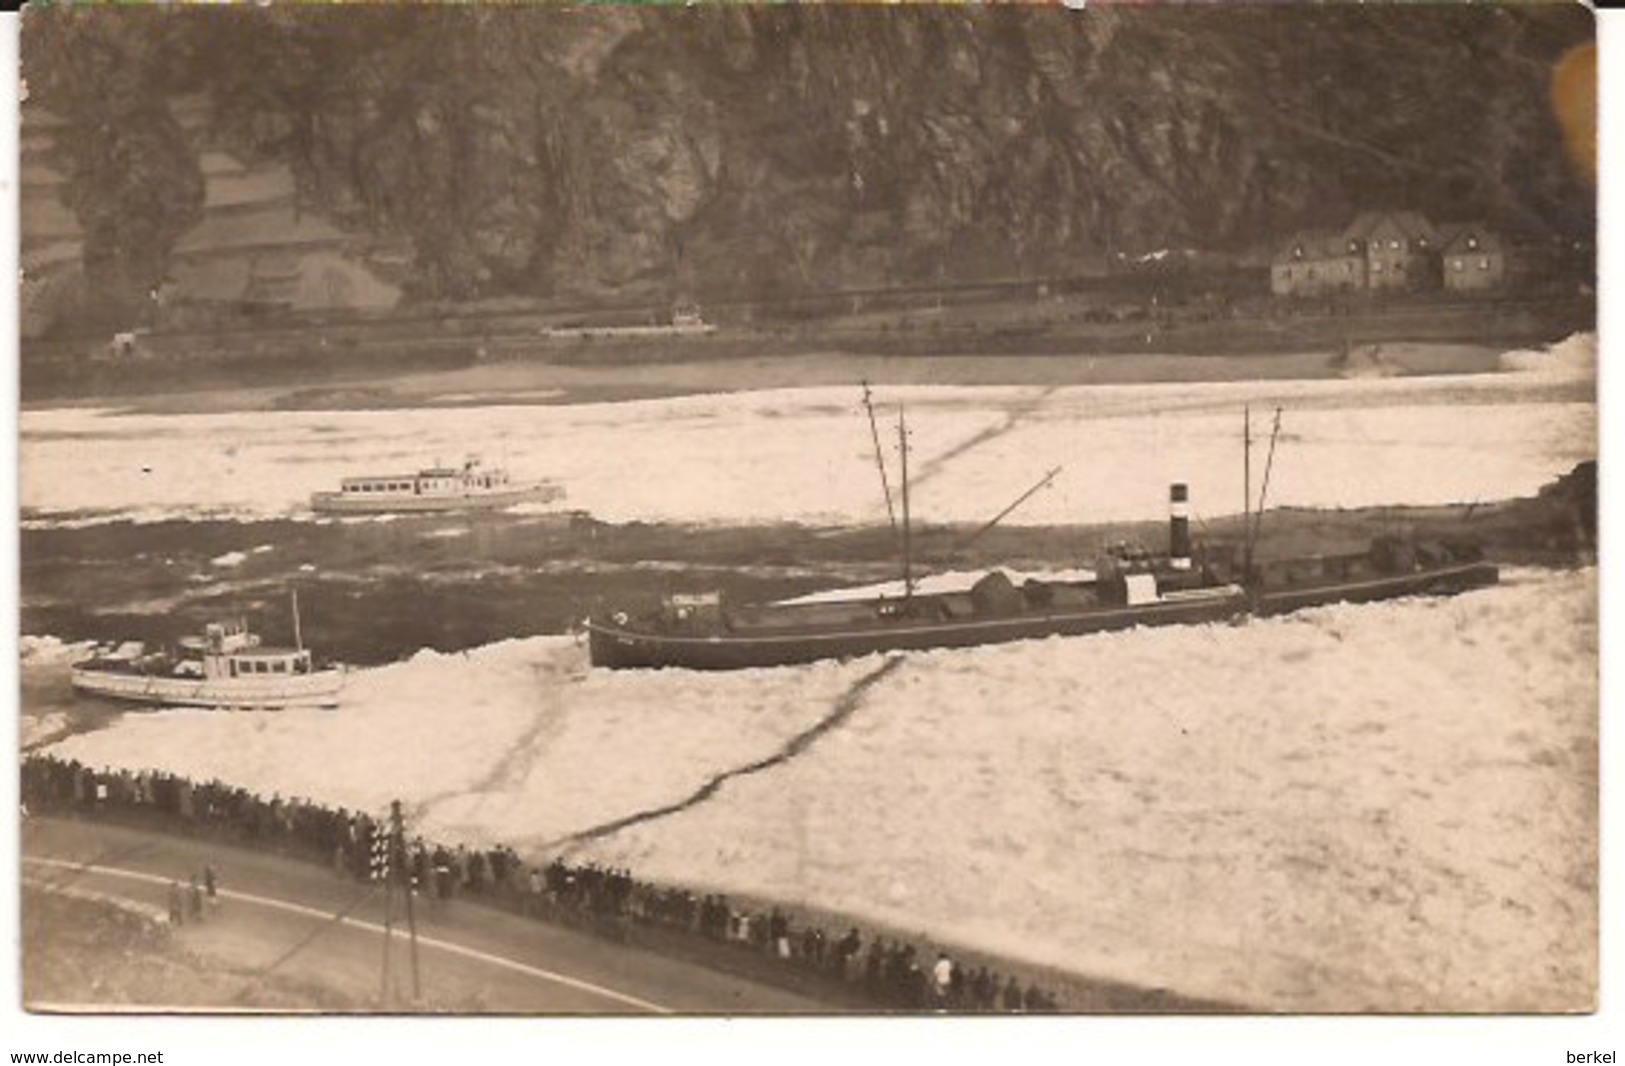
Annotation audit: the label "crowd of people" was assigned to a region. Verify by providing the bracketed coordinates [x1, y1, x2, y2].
[21, 754, 1063, 1012]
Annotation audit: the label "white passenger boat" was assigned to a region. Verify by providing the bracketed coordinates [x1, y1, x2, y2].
[70, 618, 344, 710]
[310, 456, 563, 515]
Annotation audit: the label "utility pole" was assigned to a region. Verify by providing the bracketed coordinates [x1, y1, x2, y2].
[376, 819, 393, 1005]
[394, 799, 422, 1003]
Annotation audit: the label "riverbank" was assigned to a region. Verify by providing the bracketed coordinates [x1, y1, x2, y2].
[22, 343, 1506, 417]
[21, 291, 1591, 415]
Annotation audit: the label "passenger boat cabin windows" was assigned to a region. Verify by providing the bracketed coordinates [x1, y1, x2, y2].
[334, 461, 514, 499]
[226, 653, 312, 676]
[341, 479, 418, 495]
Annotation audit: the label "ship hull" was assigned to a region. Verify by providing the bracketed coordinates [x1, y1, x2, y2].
[70, 667, 345, 710]
[588, 589, 1248, 671]
[310, 484, 562, 515]
[1253, 561, 1500, 616]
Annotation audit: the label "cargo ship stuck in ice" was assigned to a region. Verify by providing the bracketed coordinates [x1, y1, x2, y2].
[587, 400, 1498, 671]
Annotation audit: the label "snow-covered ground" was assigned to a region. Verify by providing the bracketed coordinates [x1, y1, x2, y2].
[18, 335, 1596, 528]
[34, 567, 1596, 1012]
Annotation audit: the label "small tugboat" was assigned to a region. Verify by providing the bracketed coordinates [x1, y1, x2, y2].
[310, 456, 563, 515]
[71, 601, 344, 710]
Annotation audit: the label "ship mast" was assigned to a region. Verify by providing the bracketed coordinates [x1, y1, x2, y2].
[1248, 408, 1284, 568]
[862, 382, 897, 533]
[898, 405, 914, 601]
[1243, 406, 1252, 581]
[958, 466, 1062, 554]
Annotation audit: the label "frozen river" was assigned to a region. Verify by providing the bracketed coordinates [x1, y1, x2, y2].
[19, 335, 1595, 529]
[20, 334, 1598, 1010]
[29, 566, 1597, 1012]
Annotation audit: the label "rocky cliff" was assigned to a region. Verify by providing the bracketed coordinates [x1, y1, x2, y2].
[20, 3, 1594, 311]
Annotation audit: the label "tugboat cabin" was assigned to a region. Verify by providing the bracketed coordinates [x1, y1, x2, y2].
[174, 621, 315, 679]
[215, 647, 317, 678]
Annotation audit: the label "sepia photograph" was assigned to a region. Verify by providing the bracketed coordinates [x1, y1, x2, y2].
[6, 0, 1606, 1049]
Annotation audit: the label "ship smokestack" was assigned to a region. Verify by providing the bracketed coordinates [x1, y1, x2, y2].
[1169, 483, 1192, 571]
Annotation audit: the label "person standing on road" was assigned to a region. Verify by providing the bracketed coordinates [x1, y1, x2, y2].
[527, 867, 544, 918]
[836, 928, 862, 981]
[188, 873, 204, 922]
[972, 966, 995, 1012]
[434, 847, 453, 906]
[932, 952, 953, 1010]
[204, 864, 219, 909]
[167, 881, 184, 927]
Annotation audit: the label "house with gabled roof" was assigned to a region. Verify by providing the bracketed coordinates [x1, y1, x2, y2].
[1343, 210, 1440, 292]
[1272, 209, 1512, 299]
[1270, 230, 1366, 298]
[1437, 223, 1507, 292]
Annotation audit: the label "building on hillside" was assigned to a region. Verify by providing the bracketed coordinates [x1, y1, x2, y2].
[1270, 231, 1366, 297]
[1272, 210, 1507, 299]
[1342, 210, 1440, 292]
[1438, 224, 1507, 292]
[1270, 231, 1363, 297]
